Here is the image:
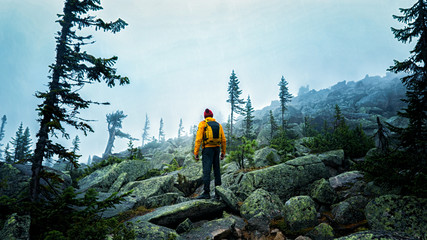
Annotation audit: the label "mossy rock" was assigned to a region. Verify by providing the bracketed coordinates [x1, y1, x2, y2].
[365, 194, 427, 239]
[306, 222, 334, 240]
[334, 230, 416, 240]
[310, 178, 337, 205]
[283, 195, 318, 234]
[240, 188, 284, 220]
[332, 196, 368, 226]
[128, 221, 182, 240]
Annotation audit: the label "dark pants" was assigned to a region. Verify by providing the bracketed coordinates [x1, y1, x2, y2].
[202, 147, 221, 194]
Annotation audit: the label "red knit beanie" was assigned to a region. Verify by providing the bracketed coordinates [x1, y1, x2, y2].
[204, 108, 213, 118]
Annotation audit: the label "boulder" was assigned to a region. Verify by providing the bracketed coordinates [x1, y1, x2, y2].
[246, 212, 270, 235]
[173, 162, 203, 196]
[180, 216, 236, 240]
[365, 195, 427, 239]
[309, 178, 337, 205]
[215, 186, 240, 213]
[0, 213, 31, 240]
[100, 174, 178, 218]
[127, 220, 182, 240]
[331, 196, 368, 226]
[253, 147, 281, 167]
[237, 155, 329, 200]
[145, 192, 184, 209]
[131, 199, 226, 228]
[328, 171, 363, 190]
[176, 218, 193, 234]
[240, 188, 284, 220]
[151, 152, 175, 170]
[283, 196, 318, 234]
[78, 160, 149, 192]
[334, 230, 416, 240]
[109, 172, 127, 193]
[318, 149, 344, 168]
[306, 223, 334, 240]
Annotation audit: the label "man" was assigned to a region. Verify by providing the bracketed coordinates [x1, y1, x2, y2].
[194, 108, 226, 199]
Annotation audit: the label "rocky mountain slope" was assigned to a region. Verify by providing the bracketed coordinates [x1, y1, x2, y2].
[1, 73, 425, 240]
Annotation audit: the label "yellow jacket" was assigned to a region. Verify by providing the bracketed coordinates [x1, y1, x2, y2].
[194, 117, 226, 156]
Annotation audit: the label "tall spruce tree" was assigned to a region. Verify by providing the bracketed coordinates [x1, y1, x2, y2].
[178, 118, 184, 138]
[243, 95, 255, 139]
[388, 0, 427, 155]
[31, 0, 128, 202]
[103, 110, 135, 156]
[10, 123, 32, 163]
[278, 76, 293, 128]
[159, 118, 165, 142]
[141, 114, 150, 147]
[4, 143, 12, 163]
[227, 70, 245, 145]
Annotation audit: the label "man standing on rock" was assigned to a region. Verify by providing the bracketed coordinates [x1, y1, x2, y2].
[194, 108, 226, 199]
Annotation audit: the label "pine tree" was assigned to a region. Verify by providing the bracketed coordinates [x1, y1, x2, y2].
[31, 0, 128, 202]
[269, 110, 278, 141]
[159, 118, 165, 142]
[226, 70, 245, 146]
[0, 115, 6, 151]
[141, 114, 150, 147]
[103, 110, 135, 156]
[4, 143, 12, 163]
[333, 104, 345, 130]
[388, 0, 427, 155]
[10, 123, 31, 163]
[278, 76, 293, 128]
[67, 135, 80, 171]
[178, 118, 184, 139]
[243, 95, 255, 139]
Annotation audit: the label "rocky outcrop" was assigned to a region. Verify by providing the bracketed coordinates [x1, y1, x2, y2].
[334, 230, 416, 240]
[128, 221, 182, 240]
[236, 155, 329, 200]
[253, 147, 281, 167]
[130, 199, 226, 228]
[180, 216, 236, 240]
[78, 159, 149, 192]
[365, 195, 427, 239]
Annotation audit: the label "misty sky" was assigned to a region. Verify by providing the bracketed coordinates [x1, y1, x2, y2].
[0, 0, 413, 163]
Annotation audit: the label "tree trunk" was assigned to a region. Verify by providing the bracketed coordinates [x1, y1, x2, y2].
[103, 128, 116, 157]
[30, 1, 72, 202]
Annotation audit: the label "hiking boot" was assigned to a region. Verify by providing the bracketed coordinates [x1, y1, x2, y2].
[196, 192, 210, 199]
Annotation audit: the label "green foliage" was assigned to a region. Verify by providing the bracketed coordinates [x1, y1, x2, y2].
[243, 95, 255, 139]
[355, 150, 427, 198]
[136, 169, 162, 181]
[270, 129, 295, 162]
[227, 137, 257, 169]
[162, 158, 182, 174]
[278, 76, 293, 128]
[127, 140, 143, 160]
[9, 123, 32, 163]
[0, 187, 135, 240]
[227, 70, 245, 148]
[304, 105, 374, 159]
[266, 152, 276, 166]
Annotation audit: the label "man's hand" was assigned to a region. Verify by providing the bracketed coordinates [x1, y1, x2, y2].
[194, 154, 199, 161]
[220, 153, 225, 160]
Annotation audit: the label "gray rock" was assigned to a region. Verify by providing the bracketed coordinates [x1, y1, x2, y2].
[331, 196, 368, 225]
[0, 213, 31, 240]
[246, 212, 270, 235]
[318, 149, 344, 168]
[215, 186, 240, 213]
[145, 192, 184, 209]
[176, 218, 193, 234]
[101, 174, 178, 218]
[237, 155, 329, 200]
[173, 162, 203, 196]
[127, 220, 182, 240]
[109, 172, 127, 193]
[365, 195, 427, 239]
[131, 199, 226, 228]
[240, 188, 284, 220]
[306, 223, 334, 240]
[329, 171, 363, 190]
[79, 159, 149, 192]
[283, 196, 318, 234]
[180, 216, 236, 240]
[309, 178, 337, 205]
[253, 147, 281, 167]
[334, 230, 417, 240]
